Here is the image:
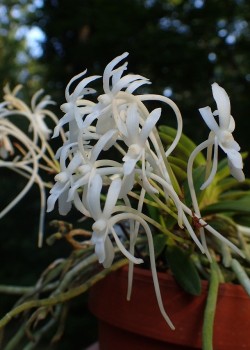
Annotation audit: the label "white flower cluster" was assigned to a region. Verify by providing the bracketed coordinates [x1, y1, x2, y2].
[0, 84, 63, 247]
[47, 52, 245, 328]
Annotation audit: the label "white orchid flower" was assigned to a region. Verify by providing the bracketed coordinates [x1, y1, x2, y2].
[87, 174, 143, 268]
[122, 104, 161, 173]
[47, 147, 83, 215]
[2, 85, 53, 142]
[82, 52, 150, 134]
[66, 129, 120, 216]
[186, 82, 245, 257]
[198, 82, 245, 189]
[0, 118, 48, 247]
[30, 89, 57, 140]
[53, 70, 100, 139]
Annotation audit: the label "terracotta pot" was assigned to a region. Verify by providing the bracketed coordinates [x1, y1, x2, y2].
[89, 265, 250, 350]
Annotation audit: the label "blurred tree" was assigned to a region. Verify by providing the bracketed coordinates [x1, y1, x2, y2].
[37, 0, 250, 160]
[0, 0, 46, 94]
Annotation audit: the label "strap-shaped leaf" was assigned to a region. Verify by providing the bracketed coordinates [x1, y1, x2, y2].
[159, 125, 205, 165]
[202, 195, 250, 215]
[166, 245, 201, 296]
[153, 234, 167, 258]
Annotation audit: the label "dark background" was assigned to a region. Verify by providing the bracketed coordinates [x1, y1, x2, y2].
[1, 0, 250, 348]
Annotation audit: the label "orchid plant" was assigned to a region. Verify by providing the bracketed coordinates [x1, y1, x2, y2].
[1, 52, 250, 349]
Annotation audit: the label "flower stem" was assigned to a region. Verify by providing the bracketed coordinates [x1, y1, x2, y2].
[0, 258, 128, 329]
[202, 260, 219, 350]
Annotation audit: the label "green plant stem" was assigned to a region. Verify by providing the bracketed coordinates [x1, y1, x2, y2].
[23, 307, 61, 350]
[52, 253, 98, 295]
[0, 258, 128, 329]
[3, 323, 26, 350]
[202, 261, 220, 350]
[0, 282, 58, 296]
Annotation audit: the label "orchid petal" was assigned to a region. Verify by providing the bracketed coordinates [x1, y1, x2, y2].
[103, 177, 122, 218]
[102, 236, 115, 268]
[53, 112, 72, 138]
[126, 79, 151, 93]
[65, 70, 87, 100]
[113, 74, 147, 94]
[126, 103, 139, 143]
[35, 99, 56, 111]
[228, 159, 245, 182]
[87, 174, 102, 219]
[67, 173, 89, 201]
[90, 129, 118, 162]
[220, 139, 240, 152]
[119, 172, 135, 198]
[68, 120, 79, 143]
[228, 115, 235, 133]
[58, 189, 72, 215]
[123, 157, 138, 175]
[47, 181, 69, 211]
[95, 109, 115, 134]
[46, 190, 61, 213]
[67, 152, 83, 173]
[72, 75, 101, 100]
[103, 52, 129, 93]
[212, 82, 231, 130]
[59, 141, 76, 170]
[115, 112, 128, 138]
[140, 108, 161, 144]
[73, 191, 90, 216]
[199, 106, 219, 133]
[225, 148, 243, 169]
[92, 235, 106, 263]
[73, 104, 85, 129]
[112, 62, 128, 87]
[82, 110, 100, 129]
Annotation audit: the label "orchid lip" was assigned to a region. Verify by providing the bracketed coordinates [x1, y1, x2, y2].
[54, 172, 68, 183]
[92, 219, 107, 232]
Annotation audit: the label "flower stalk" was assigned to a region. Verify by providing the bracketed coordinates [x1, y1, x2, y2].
[202, 260, 220, 350]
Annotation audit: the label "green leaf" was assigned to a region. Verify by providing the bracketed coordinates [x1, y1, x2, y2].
[217, 177, 243, 193]
[153, 234, 167, 257]
[166, 245, 201, 295]
[159, 125, 205, 165]
[168, 155, 187, 171]
[145, 193, 161, 222]
[159, 132, 191, 163]
[202, 195, 250, 215]
[169, 163, 187, 182]
[219, 190, 250, 201]
[206, 215, 237, 236]
[234, 215, 250, 227]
